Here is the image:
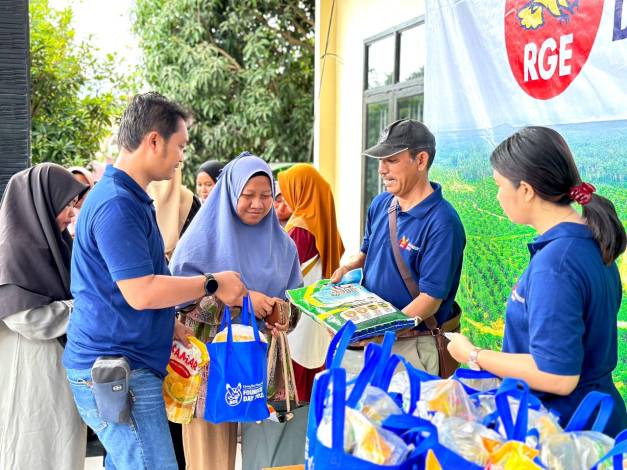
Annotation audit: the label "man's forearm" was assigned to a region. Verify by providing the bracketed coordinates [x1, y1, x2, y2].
[119, 275, 205, 310]
[145, 275, 206, 309]
[402, 293, 442, 321]
[343, 252, 366, 271]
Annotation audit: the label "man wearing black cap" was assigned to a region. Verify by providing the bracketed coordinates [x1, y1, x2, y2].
[331, 119, 466, 376]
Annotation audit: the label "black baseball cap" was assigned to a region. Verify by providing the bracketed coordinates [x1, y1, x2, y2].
[363, 119, 435, 159]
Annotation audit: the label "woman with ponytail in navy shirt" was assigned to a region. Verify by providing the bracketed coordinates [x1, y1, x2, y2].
[448, 126, 627, 437]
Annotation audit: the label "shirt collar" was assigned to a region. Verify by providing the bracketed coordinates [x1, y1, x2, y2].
[104, 165, 153, 204]
[528, 222, 593, 256]
[403, 182, 443, 219]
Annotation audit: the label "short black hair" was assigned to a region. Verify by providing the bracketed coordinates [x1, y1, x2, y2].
[117, 92, 190, 152]
[410, 147, 436, 168]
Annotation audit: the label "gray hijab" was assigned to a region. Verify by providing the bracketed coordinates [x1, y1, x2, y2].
[0, 163, 87, 319]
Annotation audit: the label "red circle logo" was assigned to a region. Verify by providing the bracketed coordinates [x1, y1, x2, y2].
[504, 0, 604, 100]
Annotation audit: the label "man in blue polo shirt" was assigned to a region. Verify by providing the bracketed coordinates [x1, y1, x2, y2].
[63, 93, 246, 469]
[332, 119, 465, 376]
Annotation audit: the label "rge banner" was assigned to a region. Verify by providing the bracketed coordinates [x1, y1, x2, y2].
[422, 0, 627, 398]
[425, 0, 627, 130]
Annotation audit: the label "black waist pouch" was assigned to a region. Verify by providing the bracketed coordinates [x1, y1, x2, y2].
[91, 356, 132, 423]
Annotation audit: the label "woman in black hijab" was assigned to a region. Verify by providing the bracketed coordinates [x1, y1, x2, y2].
[195, 160, 224, 203]
[0, 163, 88, 470]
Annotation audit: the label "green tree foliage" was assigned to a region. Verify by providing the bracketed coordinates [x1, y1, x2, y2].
[30, 0, 133, 167]
[133, 0, 314, 183]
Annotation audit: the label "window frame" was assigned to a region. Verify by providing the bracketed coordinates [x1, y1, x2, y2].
[360, 16, 425, 236]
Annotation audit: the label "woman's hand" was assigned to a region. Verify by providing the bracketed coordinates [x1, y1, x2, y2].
[249, 290, 275, 319]
[446, 332, 476, 364]
[173, 319, 194, 347]
[266, 311, 289, 338]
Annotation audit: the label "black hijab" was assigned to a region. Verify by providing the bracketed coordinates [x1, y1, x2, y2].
[0, 163, 88, 319]
[197, 160, 224, 183]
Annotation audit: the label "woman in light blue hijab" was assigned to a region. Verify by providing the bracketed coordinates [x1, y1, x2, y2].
[169, 152, 303, 470]
[170, 152, 303, 317]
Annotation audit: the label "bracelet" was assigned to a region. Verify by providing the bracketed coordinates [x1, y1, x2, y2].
[468, 347, 483, 371]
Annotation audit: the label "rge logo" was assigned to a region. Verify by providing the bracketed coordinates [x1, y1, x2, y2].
[505, 0, 604, 100]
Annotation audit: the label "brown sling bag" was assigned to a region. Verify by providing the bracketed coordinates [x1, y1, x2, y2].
[387, 197, 461, 378]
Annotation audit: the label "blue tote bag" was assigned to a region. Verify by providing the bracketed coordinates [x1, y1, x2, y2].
[204, 296, 269, 423]
[306, 367, 432, 470]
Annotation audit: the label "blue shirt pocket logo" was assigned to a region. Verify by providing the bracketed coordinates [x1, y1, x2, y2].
[399, 235, 420, 252]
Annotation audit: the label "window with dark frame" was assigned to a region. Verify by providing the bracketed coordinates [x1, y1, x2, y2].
[361, 18, 425, 235]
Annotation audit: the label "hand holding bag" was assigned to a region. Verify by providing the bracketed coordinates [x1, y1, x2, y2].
[204, 296, 269, 423]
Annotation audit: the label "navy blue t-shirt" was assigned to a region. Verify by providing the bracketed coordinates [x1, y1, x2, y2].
[63, 166, 175, 377]
[503, 222, 627, 436]
[361, 183, 466, 328]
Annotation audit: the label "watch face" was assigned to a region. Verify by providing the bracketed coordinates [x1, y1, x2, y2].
[204, 274, 218, 295]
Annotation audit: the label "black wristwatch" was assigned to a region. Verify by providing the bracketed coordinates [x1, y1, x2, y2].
[203, 273, 219, 296]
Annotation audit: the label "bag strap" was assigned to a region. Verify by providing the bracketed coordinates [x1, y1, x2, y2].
[346, 342, 384, 408]
[382, 414, 439, 455]
[591, 428, 627, 470]
[307, 369, 332, 449]
[280, 331, 300, 408]
[564, 391, 614, 433]
[325, 320, 357, 369]
[329, 368, 347, 451]
[370, 331, 396, 386]
[382, 414, 483, 470]
[388, 198, 438, 331]
[375, 354, 423, 414]
[494, 378, 530, 442]
[266, 332, 301, 413]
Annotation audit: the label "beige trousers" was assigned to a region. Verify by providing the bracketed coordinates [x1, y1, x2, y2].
[182, 418, 237, 470]
[341, 335, 439, 377]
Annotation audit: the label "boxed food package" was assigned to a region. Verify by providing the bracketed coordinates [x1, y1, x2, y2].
[286, 269, 415, 342]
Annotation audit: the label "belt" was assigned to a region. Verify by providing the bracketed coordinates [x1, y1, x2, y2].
[347, 313, 461, 350]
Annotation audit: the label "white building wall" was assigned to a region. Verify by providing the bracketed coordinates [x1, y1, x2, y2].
[317, 0, 426, 257]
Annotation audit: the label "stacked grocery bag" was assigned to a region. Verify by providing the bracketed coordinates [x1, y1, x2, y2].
[306, 321, 627, 469]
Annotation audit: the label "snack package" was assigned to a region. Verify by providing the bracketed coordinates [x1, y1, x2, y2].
[163, 336, 209, 424]
[431, 413, 503, 467]
[487, 441, 542, 470]
[415, 379, 477, 421]
[540, 431, 614, 470]
[212, 323, 268, 344]
[528, 407, 563, 444]
[317, 406, 410, 465]
[425, 449, 443, 470]
[286, 269, 415, 341]
[355, 384, 404, 425]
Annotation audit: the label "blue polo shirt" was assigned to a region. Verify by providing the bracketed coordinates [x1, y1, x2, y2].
[503, 222, 627, 436]
[361, 183, 465, 329]
[63, 166, 175, 377]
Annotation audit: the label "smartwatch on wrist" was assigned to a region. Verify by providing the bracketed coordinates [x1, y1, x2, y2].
[468, 347, 483, 371]
[203, 273, 219, 296]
